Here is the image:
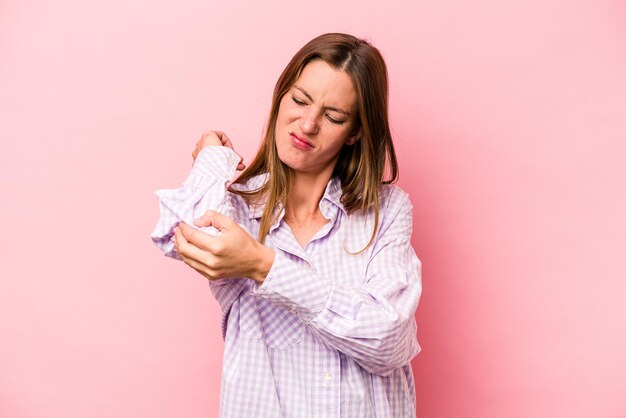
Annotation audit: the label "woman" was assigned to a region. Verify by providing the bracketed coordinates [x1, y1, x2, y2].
[151, 33, 422, 418]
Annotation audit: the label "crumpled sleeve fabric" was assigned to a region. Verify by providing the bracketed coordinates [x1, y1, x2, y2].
[150, 146, 242, 259]
[252, 191, 422, 376]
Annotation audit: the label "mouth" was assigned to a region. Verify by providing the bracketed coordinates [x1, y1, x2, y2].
[289, 132, 315, 149]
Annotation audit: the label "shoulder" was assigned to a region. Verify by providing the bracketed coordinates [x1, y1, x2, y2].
[379, 184, 412, 217]
[370, 184, 414, 240]
[346, 184, 411, 223]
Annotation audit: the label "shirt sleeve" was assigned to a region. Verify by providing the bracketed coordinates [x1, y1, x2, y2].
[252, 192, 422, 376]
[150, 145, 250, 337]
[150, 146, 241, 259]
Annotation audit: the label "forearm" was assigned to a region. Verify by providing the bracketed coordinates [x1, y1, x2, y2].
[252, 251, 422, 376]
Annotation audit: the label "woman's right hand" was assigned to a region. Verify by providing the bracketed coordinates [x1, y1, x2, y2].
[192, 131, 246, 171]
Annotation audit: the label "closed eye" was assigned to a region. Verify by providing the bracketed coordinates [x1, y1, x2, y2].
[326, 115, 345, 125]
[292, 94, 346, 125]
[291, 95, 306, 106]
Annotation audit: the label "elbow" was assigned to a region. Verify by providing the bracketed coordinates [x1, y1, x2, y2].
[359, 346, 419, 377]
[357, 325, 420, 377]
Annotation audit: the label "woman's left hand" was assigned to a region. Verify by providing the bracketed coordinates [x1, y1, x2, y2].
[173, 211, 275, 284]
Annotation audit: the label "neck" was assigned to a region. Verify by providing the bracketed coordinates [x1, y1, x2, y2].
[285, 170, 333, 223]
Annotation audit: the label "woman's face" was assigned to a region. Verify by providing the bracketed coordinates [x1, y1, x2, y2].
[274, 59, 361, 177]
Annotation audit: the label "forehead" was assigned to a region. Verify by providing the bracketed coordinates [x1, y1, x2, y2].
[294, 60, 358, 110]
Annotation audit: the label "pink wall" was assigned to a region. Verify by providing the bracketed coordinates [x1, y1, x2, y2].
[1, 1, 625, 417]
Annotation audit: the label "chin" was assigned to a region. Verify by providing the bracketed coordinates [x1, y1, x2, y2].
[278, 155, 307, 173]
[276, 141, 301, 168]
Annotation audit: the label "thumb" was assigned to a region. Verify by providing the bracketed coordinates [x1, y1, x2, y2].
[194, 210, 235, 230]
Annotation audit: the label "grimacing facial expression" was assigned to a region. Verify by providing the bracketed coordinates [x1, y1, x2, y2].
[274, 59, 361, 177]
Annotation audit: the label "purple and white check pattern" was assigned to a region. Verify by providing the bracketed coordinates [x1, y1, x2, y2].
[151, 146, 422, 417]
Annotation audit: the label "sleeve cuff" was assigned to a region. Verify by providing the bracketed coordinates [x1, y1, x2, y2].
[187, 146, 240, 184]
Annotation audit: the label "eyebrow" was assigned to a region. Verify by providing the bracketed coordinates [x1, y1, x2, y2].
[293, 86, 351, 116]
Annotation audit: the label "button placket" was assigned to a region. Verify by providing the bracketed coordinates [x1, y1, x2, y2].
[322, 371, 335, 388]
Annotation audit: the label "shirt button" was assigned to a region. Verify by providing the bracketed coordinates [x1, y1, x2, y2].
[325, 372, 333, 381]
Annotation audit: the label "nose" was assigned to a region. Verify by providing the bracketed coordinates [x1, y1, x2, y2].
[299, 107, 320, 135]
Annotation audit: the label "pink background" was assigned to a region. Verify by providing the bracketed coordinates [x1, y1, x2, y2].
[1, 1, 625, 417]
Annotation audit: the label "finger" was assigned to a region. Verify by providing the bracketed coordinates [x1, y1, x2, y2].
[175, 229, 232, 281]
[192, 144, 201, 162]
[174, 227, 196, 262]
[175, 227, 222, 276]
[216, 134, 244, 166]
[233, 154, 245, 170]
[201, 130, 223, 141]
[178, 221, 223, 250]
[192, 136, 210, 162]
[193, 210, 235, 230]
[177, 224, 212, 255]
[182, 254, 224, 280]
[215, 131, 230, 146]
[180, 250, 219, 280]
[173, 226, 190, 252]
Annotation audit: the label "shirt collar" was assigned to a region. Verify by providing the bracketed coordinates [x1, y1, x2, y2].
[247, 176, 346, 220]
[321, 176, 346, 216]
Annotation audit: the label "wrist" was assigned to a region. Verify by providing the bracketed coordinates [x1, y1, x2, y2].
[251, 244, 275, 284]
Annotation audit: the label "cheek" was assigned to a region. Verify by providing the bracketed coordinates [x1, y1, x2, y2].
[278, 100, 304, 125]
[276, 98, 292, 122]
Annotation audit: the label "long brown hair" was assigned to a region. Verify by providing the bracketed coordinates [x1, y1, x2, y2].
[229, 33, 398, 252]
